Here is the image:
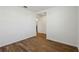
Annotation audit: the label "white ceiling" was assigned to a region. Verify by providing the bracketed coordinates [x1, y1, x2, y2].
[26, 6, 52, 12]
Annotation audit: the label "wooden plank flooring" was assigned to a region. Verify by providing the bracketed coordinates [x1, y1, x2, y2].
[0, 33, 78, 52]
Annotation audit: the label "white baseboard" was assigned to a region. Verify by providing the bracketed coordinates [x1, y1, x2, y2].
[47, 37, 76, 47]
[0, 35, 35, 47]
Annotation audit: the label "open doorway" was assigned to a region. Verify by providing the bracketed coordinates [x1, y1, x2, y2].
[36, 12, 47, 39]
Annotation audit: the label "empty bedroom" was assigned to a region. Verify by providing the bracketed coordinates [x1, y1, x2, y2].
[0, 6, 79, 52]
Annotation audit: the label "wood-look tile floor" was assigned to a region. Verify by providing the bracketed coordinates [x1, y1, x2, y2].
[0, 34, 78, 52]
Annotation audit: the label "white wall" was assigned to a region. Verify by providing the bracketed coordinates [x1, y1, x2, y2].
[38, 16, 46, 34]
[0, 6, 78, 47]
[47, 7, 78, 46]
[0, 7, 36, 47]
[77, 7, 79, 48]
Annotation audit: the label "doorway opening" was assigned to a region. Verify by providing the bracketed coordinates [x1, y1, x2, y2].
[36, 12, 47, 39]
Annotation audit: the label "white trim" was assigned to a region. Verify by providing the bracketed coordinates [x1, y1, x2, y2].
[47, 37, 77, 47]
[0, 35, 36, 47]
